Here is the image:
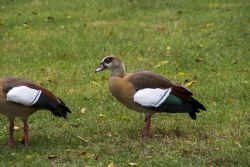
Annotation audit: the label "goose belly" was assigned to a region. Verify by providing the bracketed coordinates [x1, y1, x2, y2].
[0, 98, 37, 119]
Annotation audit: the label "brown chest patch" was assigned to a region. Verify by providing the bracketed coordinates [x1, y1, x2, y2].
[0, 79, 6, 98]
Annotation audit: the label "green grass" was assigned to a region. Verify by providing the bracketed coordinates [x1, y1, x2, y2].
[0, 0, 249, 166]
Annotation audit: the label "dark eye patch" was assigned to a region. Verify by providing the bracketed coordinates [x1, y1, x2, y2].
[104, 57, 113, 64]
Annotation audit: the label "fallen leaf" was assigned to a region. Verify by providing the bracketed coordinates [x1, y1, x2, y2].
[232, 60, 237, 64]
[14, 126, 20, 130]
[184, 80, 197, 88]
[66, 149, 73, 153]
[128, 162, 138, 166]
[154, 61, 168, 68]
[69, 88, 75, 93]
[23, 22, 28, 27]
[26, 155, 32, 160]
[80, 108, 86, 114]
[78, 151, 87, 157]
[212, 101, 217, 106]
[95, 154, 100, 161]
[108, 162, 115, 167]
[176, 72, 186, 77]
[98, 113, 105, 117]
[156, 26, 166, 32]
[61, 123, 69, 129]
[235, 141, 242, 148]
[106, 132, 112, 137]
[227, 98, 236, 104]
[137, 57, 146, 61]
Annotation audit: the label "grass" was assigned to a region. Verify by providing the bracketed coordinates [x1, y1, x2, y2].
[0, 0, 249, 166]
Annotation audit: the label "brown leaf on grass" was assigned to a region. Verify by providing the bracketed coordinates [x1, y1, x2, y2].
[95, 154, 100, 161]
[61, 123, 69, 129]
[176, 72, 186, 77]
[80, 108, 86, 114]
[23, 22, 28, 27]
[212, 101, 217, 106]
[184, 80, 197, 88]
[14, 126, 20, 130]
[66, 149, 74, 153]
[128, 162, 138, 166]
[136, 56, 148, 61]
[98, 113, 105, 117]
[153, 61, 168, 68]
[201, 23, 214, 28]
[235, 141, 242, 148]
[156, 26, 166, 32]
[26, 155, 32, 160]
[232, 60, 237, 64]
[78, 151, 87, 157]
[227, 98, 237, 104]
[108, 162, 115, 167]
[69, 88, 76, 93]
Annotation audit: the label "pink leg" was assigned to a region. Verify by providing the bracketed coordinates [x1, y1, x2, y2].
[23, 120, 29, 146]
[8, 120, 14, 146]
[143, 114, 152, 140]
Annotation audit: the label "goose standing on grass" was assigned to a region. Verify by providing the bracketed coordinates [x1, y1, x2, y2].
[0, 77, 71, 146]
[95, 55, 206, 139]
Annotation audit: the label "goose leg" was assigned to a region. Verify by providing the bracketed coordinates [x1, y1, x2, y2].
[8, 120, 14, 146]
[143, 113, 152, 139]
[23, 119, 29, 146]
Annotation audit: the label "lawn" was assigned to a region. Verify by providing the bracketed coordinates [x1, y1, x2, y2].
[0, 0, 249, 166]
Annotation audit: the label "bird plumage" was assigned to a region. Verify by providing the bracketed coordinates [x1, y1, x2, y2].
[96, 55, 206, 139]
[0, 77, 71, 146]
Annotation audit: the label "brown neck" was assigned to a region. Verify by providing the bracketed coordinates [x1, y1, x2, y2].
[110, 64, 125, 78]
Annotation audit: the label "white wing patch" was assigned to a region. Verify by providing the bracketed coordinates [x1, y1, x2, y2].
[7, 86, 42, 106]
[134, 88, 172, 107]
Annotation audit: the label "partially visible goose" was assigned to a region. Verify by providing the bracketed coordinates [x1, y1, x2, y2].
[0, 77, 71, 146]
[95, 55, 206, 139]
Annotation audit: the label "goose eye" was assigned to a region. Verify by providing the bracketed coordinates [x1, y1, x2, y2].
[105, 57, 113, 64]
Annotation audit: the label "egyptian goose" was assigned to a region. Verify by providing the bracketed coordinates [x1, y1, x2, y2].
[0, 77, 71, 146]
[95, 56, 206, 139]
